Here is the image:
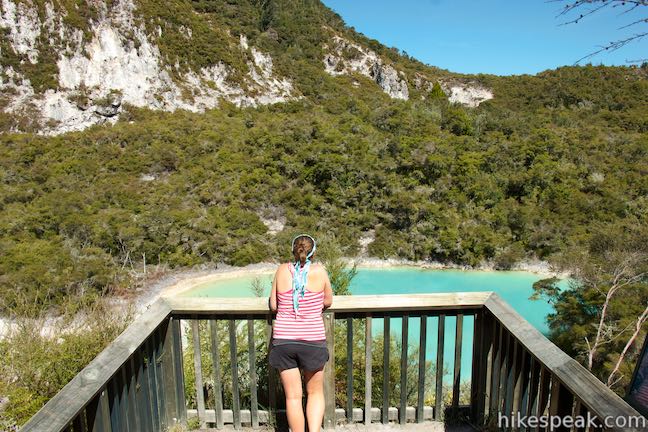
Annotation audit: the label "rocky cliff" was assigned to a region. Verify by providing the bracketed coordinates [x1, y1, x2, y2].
[0, 0, 492, 135]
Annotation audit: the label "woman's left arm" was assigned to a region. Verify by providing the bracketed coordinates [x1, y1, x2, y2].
[322, 268, 333, 310]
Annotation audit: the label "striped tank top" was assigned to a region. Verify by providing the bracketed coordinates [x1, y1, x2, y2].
[273, 288, 326, 342]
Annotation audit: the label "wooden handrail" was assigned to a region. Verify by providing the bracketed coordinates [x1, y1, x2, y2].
[163, 291, 492, 315]
[484, 293, 642, 432]
[18, 292, 645, 431]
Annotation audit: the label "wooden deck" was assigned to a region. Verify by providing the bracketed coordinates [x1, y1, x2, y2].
[20, 292, 644, 432]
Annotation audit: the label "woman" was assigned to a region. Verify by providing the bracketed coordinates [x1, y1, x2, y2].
[269, 234, 333, 432]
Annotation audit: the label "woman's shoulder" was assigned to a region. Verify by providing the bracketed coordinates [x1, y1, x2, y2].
[310, 262, 327, 274]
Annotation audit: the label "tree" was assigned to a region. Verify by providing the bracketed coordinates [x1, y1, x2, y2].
[532, 222, 648, 392]
[552, 0, 648, 63]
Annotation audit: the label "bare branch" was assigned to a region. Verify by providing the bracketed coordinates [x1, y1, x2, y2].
[549, 0, 648, 63]
[606, 304, 648, 387]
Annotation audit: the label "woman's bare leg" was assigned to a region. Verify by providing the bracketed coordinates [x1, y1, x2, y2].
[280, 368, 304, 432]
[304, 368, 325, 432]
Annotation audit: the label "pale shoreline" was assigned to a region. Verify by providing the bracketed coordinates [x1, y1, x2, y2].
[0, 258, 561, 338]
[151, 257, 561, 307]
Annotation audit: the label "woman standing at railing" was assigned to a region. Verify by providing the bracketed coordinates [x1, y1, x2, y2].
[269, 234, 333, 432]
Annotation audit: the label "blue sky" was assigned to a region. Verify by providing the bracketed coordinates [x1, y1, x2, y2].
[320, 0, 648, 76]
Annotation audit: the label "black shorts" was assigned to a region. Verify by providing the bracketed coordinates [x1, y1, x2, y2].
[269, 340, 329, 371]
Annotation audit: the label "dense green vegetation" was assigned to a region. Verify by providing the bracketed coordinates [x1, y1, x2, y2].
[0, 299, 130, 428]
[2, 61, 646, 313]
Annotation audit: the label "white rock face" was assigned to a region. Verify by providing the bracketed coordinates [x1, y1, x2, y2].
[443, 81, 493, 107]
[0, 0, 41, 63]
[0, 0, 296, 135]
[324, 35, 409, 100]
[415, 72, 493, 107]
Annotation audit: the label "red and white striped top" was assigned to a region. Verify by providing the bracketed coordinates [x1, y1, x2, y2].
[273, 288, 326, 342]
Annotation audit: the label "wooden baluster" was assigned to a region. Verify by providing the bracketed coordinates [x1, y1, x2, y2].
[323, 312, 336, 429]
[229, 320, 242, 429]
[471, 310, 490, 424]
[88, 389, 111, 432]
[346, 317, 354, 423]
[512, 348, 528, 432]
[171, 318, 187, 425]
[364, 315, 373, 425]
[452, 314, 464, 413]
[107, 368, 121, 431]
[504, 338, 518, 421]
[382, 316, 390, 424]
[399, 315, 409, 424]
[536, 367, 551, 431]
[491, 323, 503, 415]
[120, 364, 132, 431]
[161, 319, 180, 430]
[266, 315, 277, 428]
[135, 345, 152, 432]
[145, 337, 160, 431]
[153, 327, 167, 430]
[499, 330, 511, 415]
[573, 400, 588, 432]
[126, 357, 140, 431]
[209, 320, 224, 429]
[72, 412, 86, 432]
[526, 357, 540, 421]
[417, 314, 427, 423]
[248, 318, 259, 428]
[435, 314, 445, 420]
[548, 377, 574, 432]
[191, 320, 207, 429]
[481, 312, 495, 422]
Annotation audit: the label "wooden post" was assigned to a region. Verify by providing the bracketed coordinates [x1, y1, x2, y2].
[323, 312, 336, 429]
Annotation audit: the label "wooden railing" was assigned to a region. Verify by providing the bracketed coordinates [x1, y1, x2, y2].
[20, 292, 644, 432]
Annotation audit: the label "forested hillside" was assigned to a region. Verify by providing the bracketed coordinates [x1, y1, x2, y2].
[0, 0, 646, 312]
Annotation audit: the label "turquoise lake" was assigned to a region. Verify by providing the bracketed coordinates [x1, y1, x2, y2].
[182, 267, 559, 387]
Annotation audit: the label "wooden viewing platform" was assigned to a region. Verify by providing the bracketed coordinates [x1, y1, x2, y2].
[20, 292, 644, 431]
